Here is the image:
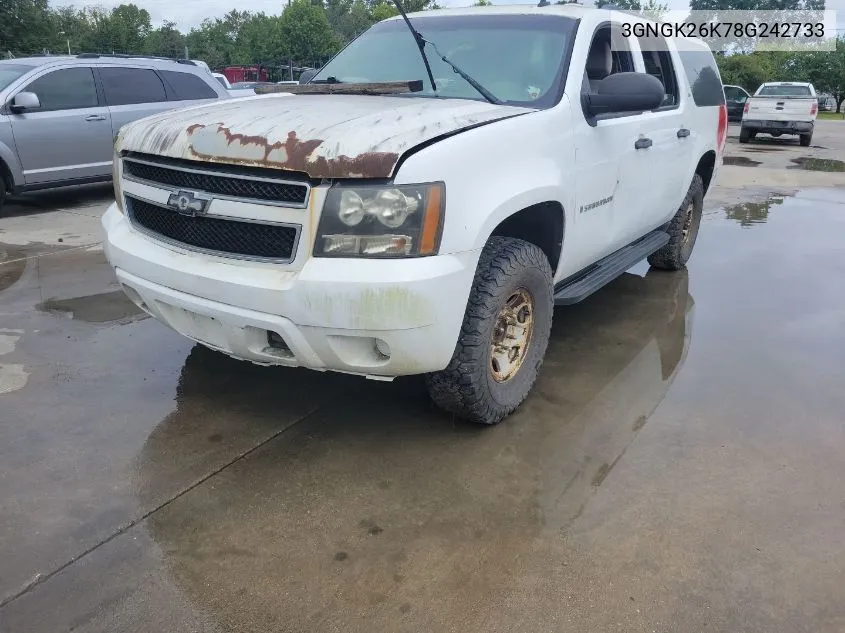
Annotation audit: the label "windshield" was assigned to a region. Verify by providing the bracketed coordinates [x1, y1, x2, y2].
[757, 85, 812, 97]
[0, 64, 35, 92]
[313, 14, 576, 108]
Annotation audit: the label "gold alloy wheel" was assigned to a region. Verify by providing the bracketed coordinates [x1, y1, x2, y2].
[490, 288, 535, 383]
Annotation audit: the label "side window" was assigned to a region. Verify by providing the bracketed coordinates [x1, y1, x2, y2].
[99, 67, 167, 106]
[677, 50, 725, 107]
[724, 86, 747, 103]
[158, 71, 218, 101]
[582, 25, 635, 94]
[23, 67, 98, 112]
[636, 36, 679, 108]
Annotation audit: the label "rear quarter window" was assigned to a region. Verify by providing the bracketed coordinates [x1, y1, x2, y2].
[158, 70, 219, 101]
[677, 50, 725, 107]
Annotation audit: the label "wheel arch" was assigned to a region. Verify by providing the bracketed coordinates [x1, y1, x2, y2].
[488, 201, 565, 277]
[695, 150, 716, 195]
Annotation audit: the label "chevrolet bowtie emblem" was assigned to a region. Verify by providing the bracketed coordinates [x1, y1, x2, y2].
[166, 190, 209, 216]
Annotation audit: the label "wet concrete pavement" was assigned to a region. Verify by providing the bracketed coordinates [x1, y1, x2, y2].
[1, 124, 845, 632]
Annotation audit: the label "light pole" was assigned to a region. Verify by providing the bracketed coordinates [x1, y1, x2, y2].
[59, 31, 70, 55]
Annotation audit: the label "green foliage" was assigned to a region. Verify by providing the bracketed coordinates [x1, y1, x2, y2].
[715, 38, 845, 113]
[473, 0, 493, 5]
[278, 0, 339, 60]
[595, 0, 669, 16]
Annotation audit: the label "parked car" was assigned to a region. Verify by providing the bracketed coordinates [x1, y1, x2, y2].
[0, 54, 229, 215]
[103, 5, 726, 425]
[723, 84, 750, 122]
[817, 94, 835, 112]
[230, 81, 276, 89]
[740, 81, 818, 146]
[213, 72, 232, 89]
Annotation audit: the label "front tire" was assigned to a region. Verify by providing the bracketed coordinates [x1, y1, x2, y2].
[426, 237, 553, 425]
[647, 174, 704, 271]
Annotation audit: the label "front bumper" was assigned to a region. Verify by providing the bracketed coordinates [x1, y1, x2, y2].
[741, 119, 814, 134]
[102, 204, 479, 377]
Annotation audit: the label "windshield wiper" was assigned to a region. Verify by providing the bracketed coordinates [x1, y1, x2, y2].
[388, 0, 500, 105]
[421, 37, 501, 105]
[389, 0, 437, 93]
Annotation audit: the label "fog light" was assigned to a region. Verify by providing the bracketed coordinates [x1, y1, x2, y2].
[374, 338, 391, 359]
[268, 331, 290, 352]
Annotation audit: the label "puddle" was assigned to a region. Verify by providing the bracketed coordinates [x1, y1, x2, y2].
[723, 196, 785, 227]
[723, 156, 762, 167]
[788, 157, 845, 172]
[37, 290, 146, 323]
[0, 252, 27, 293]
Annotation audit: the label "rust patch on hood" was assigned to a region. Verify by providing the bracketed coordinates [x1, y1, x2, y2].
[185, 123, 399, 179]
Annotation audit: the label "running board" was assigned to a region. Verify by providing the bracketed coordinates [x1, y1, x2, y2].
[553, 230, 670, 306]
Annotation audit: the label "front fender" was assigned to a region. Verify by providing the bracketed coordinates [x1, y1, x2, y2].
[393, 99, 576, 257]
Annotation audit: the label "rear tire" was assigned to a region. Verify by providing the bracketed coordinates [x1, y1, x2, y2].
[0, 170, 7, 218]
[739, 127, 752, 143]
[800, 133, 812, 147]
[426, 236, 553, 425]
[647, 174, 704, 271]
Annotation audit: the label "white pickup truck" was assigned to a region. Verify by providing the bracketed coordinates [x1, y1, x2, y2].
[102, 5, 726, 425]
[740, 81, 818, 146]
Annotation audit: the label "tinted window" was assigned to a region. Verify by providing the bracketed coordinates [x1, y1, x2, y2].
[758, 85, 811, 97]
[159, 70, 218, 100]
[100, 67, 167, 106]
[24, 67, 98, 111]
[723, 86, 747, 102]
[677, 50, 725, 107]
[637, 37, 679, 107]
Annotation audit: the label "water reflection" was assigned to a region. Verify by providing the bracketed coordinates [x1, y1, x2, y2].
[135, 268, 694, 632]
[724, 196, 784, 227]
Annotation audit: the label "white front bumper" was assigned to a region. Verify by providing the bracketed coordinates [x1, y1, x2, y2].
[102, 204, 479, 377]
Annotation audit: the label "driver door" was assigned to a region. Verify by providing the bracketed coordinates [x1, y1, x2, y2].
[9, 66, 114, 185]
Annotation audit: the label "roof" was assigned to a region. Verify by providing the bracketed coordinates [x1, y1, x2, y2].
[401, 3, 596, 19]
[0, 54, 207, 72]
[0, 56, 70, 67]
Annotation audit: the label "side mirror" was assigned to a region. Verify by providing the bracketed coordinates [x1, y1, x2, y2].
[11, 91, 40, 112]
[299, 69, 317, 85]
[583, 72, 665, 117]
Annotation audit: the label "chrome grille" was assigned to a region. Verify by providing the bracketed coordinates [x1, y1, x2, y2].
[127, 196, 299, 262]
[123, 156, 309, 206]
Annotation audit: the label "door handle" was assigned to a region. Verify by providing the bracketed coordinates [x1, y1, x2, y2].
[634, 137, 652, 150]
[85, 114, 106, 122]
[677, 128, 690, 138]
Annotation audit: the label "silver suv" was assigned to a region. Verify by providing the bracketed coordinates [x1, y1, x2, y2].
[0, 54, 228, 215]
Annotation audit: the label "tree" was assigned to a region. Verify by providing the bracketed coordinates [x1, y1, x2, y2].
[145, 21, 187, 58]
[473, 0, 493, 5]
[595, 0, 668, 13]
[793, 37, 845, 112]
[370, 2, 399, 21]
[278, 0, 339, 62]
[0, 0, 54, 55]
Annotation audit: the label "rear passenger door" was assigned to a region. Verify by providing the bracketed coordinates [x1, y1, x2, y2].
[96, 66, 173, 142]
[9, 66, 114, 185]
[632, 35, 692, 227]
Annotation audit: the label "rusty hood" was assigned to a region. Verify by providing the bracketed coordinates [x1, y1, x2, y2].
[116, 94, 532, 179]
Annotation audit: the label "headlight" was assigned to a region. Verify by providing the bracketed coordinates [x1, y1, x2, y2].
[314, 182, 444, 258]
[112, 150, 124, 213]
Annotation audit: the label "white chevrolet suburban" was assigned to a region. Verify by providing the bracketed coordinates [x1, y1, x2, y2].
[740, 81, 818, 146]
[102, 5, 726, 425]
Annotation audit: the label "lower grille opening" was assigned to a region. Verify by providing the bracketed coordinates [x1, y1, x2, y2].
[127, 196, 299, 261]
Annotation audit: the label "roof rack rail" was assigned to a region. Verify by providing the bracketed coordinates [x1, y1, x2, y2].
[75, 53, 196, 65]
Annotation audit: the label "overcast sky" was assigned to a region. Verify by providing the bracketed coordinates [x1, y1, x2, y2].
[49, 0, 694, 30]
[50, 0, 842, 33]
